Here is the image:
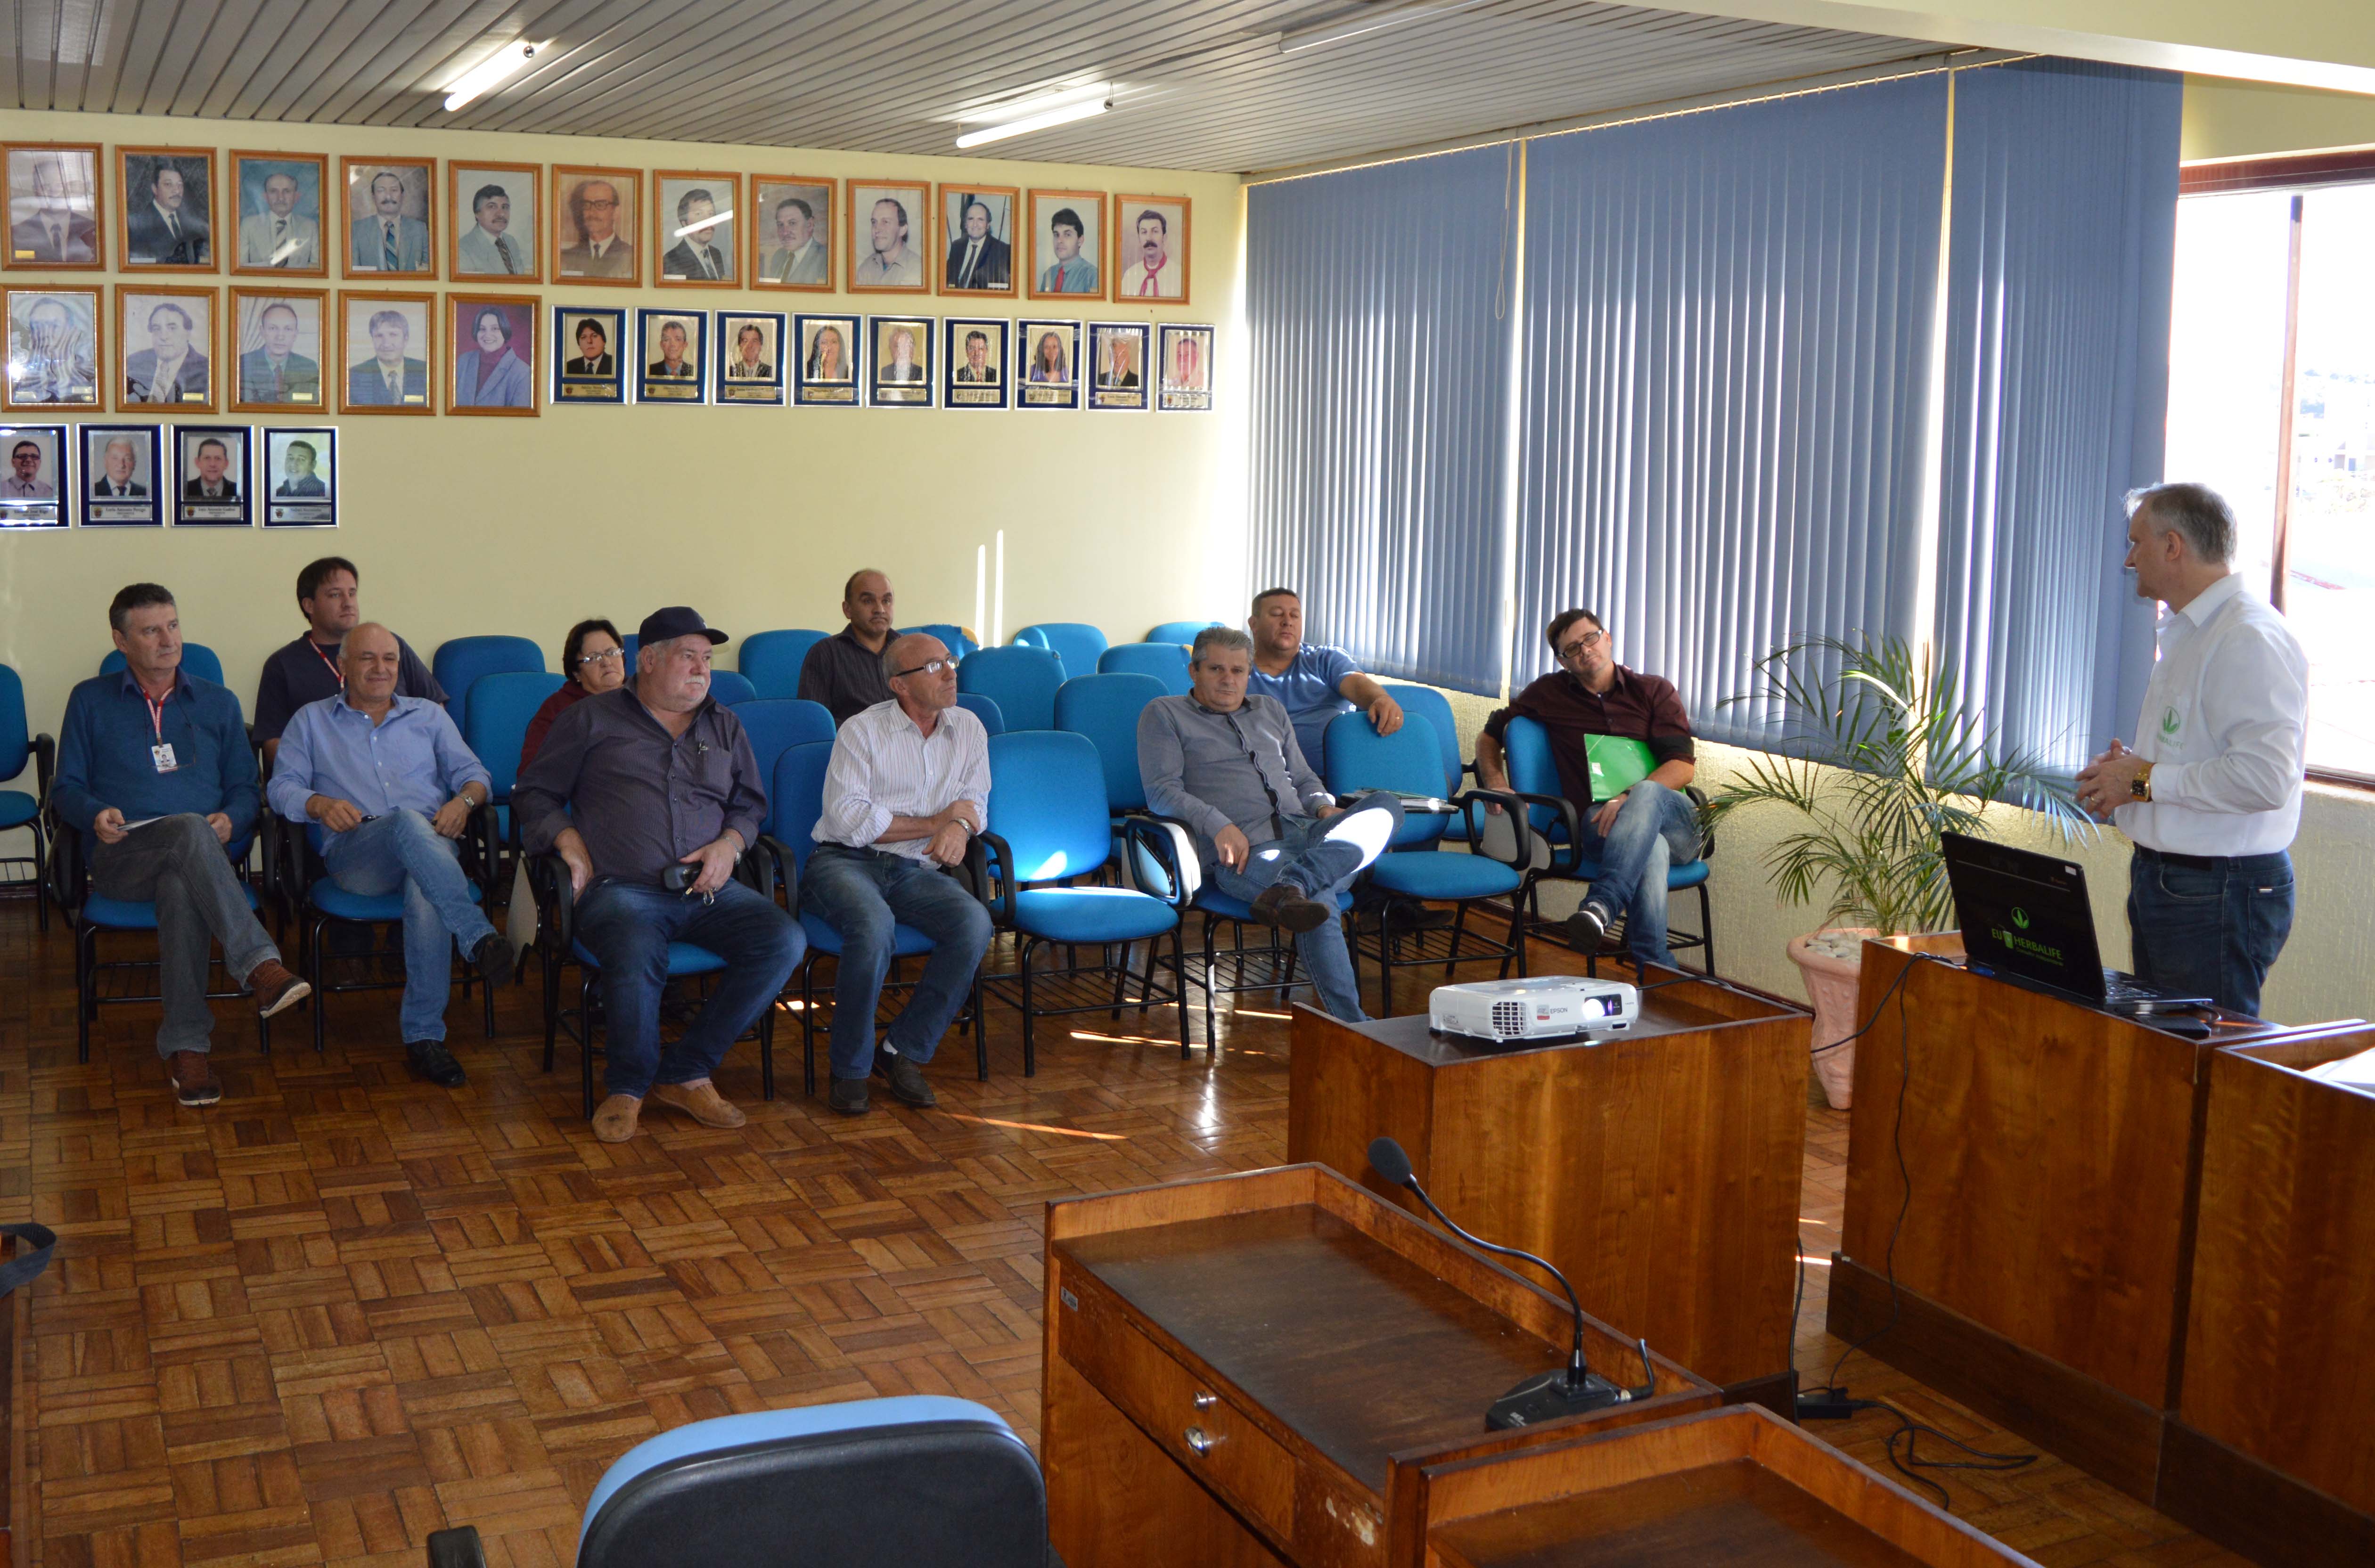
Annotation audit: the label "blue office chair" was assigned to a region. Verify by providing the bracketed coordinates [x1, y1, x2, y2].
[1145, 620, 1223, 645]
[1054, 673, 1167, 817]
[1324, 711, 1528, 1015]
[958, 646, 1065, 732]
[1096, 641, 1192, 695]
[100, 642, 226, 687]
[1379, 683, 1475, 840]
[956, 693, 1005, 736]
[979, 732, 1190, 1074]
[734, 701, 835, 821]
[462, 672, 565, 885]
[434, 635, 545, 736]
[708, 670, 759, 706]
[757, 742, 987, 1094]
[738, 629, 829, 701]
[1500, 716, 1716, 974]
[1010, 622, 1107, 678]
[426, 1396, 1048, 1568]
[621, 633, 639, 665]
[900, 623, 979, 660]
[0, 663, 54, 931]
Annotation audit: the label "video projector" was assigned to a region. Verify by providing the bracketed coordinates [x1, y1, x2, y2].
[1429, 976, 1639, 1045]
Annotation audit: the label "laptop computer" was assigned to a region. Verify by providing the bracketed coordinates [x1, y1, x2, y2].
[1939, 832, 2211, 1015]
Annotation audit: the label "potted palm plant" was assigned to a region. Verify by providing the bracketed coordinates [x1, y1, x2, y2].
[1704, 636, 2091, 1109]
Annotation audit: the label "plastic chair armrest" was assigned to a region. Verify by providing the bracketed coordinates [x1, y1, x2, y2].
[957, 833, 992, 906]
[32, 733, 54, 806]
[975, 831, 1019, 925]
[755, 834, 797, 909]
[1453, 789, 1532, 872]
[1506, 789, 1586, 874]
[527, 851, 576, 948]
[1119, 813, 1193, 910]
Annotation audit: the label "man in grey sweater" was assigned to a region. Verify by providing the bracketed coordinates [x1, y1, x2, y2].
[1137, 627, 1402, 1020]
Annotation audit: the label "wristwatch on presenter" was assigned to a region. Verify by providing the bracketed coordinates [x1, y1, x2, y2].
[2130, 761, 2154, 802]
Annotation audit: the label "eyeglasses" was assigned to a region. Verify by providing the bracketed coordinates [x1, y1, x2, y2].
[574, 649, 623, 668]
[892, 658, 954, 679]
[1556, 630, 1605, 661]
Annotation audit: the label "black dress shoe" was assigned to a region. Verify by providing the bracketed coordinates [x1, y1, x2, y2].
[405, 1040, 468, 1087]
[469, 931, 518, 986]
[878, 1052, 938, 1108]
[828, 1077, 870, 1115]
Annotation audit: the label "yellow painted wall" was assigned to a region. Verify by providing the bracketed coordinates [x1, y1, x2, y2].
[0, 110, 1247, 755]
[2182, 74, 2375, 162]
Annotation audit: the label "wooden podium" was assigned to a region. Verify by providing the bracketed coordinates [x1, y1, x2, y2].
[1286, 970, 1812, 1405]
[1043, 1164, 1721, 1568]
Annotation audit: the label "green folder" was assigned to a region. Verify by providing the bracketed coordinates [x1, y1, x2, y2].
[1586, 735, 1658, 800]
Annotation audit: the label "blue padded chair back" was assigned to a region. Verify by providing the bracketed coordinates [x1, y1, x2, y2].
[1324, 711, 1450, 848]
[986, 731, 1113, 882]
[1379, 683, 1463, 795]
[956, 692, 1005, 736]
[462, 672, 565, 799]
[433, 635, 544, 735]
[100, 643, 226, 687]
[737, 700, 834, 835]
[1097, 641, 1192, 694]
[1011, 621, 1107, 676]
[708, 670, 759, 706]
[0, 663, 28, 779]
[737, 629, 828, 700]
[1503, 716, 1569, 833]
[1054, 672, 1166, 813]
[579, 1396, 1046, 1568]
[621, 632, 639, 665]
[958, 645, 1064, 732]
[769, 742, 835, 878]
[1145, 620, 1222, 645]
[901, 622, 978, 660]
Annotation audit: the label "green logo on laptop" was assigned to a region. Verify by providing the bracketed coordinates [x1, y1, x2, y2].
[2161, 705, 2181, 737]
[2011, 907, 2030, 930]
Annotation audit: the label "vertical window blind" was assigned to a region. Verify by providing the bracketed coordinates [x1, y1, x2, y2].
[1244, 144, 1519, 693]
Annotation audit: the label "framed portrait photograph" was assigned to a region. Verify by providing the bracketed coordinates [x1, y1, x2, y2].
[552, 306, 626, 405]
[942, 318, 1007, 410]
[847, 179, 931, 294]
[172, 424, 251, 526]
[1156, 323, 1214, 413]
[867, 316, 934, 408]
[1112, 195, 1191, 304]
[5, 143, 103, 270]
[449, 294, 540, 415]
[1087, 321, 1150, 411]
[263, 426, 337, 526]
[228, 287, 327, 413]
[1026, 189, 1104, 302]
[717, 311, 785, 405]
[0, 424, 68, 528]
[1016, 319, 1081, 410]
[793, 314, 859, 407]
[81, 424, 163, 527]
[118, 147, 216, 272]
[552, 165, 639, 286]
[116, 286, 217, 412]
[449, 161, 539, 282]
[655, 171, 738, 286]
[637, 308, 706, 403]
[229, 151, 328, 277]
[336, 290, 434, 415]
[937, 183, 1018, 297]
[341, 157, 436, 278]
[750, 176, 834, 290]
[4, 288, 100, 410]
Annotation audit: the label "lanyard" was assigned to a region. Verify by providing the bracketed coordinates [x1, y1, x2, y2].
[145, 688, 170, 743]
[308, 638, 345, 687]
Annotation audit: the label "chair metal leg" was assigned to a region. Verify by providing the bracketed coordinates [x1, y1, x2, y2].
[1376, 906, 1395, 1018]
[580, 972, 598, 1119]
[800, 960, 818, 1097]
[759, 993, 776, 1102]
[311, 913, 329, 1056]
[1510, 892, 1529, 977]
[30, 818, 47, 932]
[541, 942, 561, 1073]
[1172, 928, 1192, 1059]
[1200, 916, 1218, 1045]
[1698, 883, 1716, 976]
[1019, 939, 1038, 1078]
[972, 971, 989, 1081]
[1447, 904, 1469, 977]
[75, 922, 94, 1062]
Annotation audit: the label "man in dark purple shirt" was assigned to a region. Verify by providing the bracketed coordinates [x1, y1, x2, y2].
[515, 606, 802, 1143]
[252, 555, 444, 758]
[1475, 608, 1703, 967]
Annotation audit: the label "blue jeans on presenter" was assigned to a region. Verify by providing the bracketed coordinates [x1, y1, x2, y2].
[2126, 846, 2293, 1017]
[1207, 793, 1404, 1021]
[319, 808, 497, 1044]
[801, 843, 995, 1081]
[571, 877, 804, 1098]
[1574, 779, 1703, 969]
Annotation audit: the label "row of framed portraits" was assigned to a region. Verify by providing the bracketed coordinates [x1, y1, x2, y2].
[0, 421, 338, 530]
[2, 142, 1194, 302]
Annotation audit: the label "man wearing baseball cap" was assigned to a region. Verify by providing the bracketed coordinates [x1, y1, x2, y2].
[516, 606, 803, 1141]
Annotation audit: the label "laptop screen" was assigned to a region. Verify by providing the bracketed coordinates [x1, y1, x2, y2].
[1940, 833, 2107, 1002]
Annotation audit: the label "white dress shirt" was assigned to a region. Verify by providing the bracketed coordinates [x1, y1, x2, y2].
[816, 699, 990, 859]
[2115, 572, 2308, 858]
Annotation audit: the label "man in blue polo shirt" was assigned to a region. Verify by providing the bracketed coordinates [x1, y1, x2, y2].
[267, 622, 511, 1088]
[53, 583, 310, 1107]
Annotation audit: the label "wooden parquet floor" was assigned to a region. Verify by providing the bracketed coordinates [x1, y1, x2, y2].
[0, 897, 2251, 1568]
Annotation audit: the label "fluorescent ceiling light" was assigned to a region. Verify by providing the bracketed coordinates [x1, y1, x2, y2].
[955, 90, 1111, 149]
[1277, 0, 1485, 56]
[443, 39, 550, 112]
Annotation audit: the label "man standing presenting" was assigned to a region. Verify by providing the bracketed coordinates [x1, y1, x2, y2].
[802, 633, 995, 1115]
[268, 623, 512, 1087]
[52, 584, 309, 1106]
[1474, 610, 1703, 970]
[253, 556, 444, 761]
[2075, 482, 2307, 1016]
[798, 570, 899, 724]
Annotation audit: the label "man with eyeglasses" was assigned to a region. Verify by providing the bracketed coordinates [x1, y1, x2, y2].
[799, 633, 994, 1116]
[798, 569, 899, 725]
[1474, 609, 1701, 967]
[253, 555, 445, 764]
[517, 606, 801, 1143]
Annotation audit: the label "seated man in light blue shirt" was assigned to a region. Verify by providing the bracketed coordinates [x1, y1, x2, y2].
[266, 622, 509, 1088]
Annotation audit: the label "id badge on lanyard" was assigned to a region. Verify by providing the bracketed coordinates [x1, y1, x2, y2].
[147, 690, 178, 773]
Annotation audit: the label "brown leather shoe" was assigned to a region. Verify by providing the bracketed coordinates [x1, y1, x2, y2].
[1251, 882, 1333, 934]
[168, 1050, 221, 1107]
[245, 959, 311, 1019]
[646, 1079, 747, 1129]
[591, 1094, 643, 1143]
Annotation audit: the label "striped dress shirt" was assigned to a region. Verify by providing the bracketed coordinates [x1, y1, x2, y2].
[816, 700, 990, 859]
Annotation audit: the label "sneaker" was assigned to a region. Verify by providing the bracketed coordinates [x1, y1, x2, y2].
[246, 959, 311, 1019]
[647, 1078, 747, 1128]
[591, 1093, 643, 1143]
[1251, 883, 1333, 934]
[404, 1039, 467, 1088]
[828, 1077, 870, 1116]
[167, 1050, 221, 1107]
[468, 931, 518, 986]
[1564, 903, 1611, 953]
[878, 1052, 937, 1109]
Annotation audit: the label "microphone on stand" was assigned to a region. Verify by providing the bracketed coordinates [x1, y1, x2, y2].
[1368, 1135, 1656, 1429]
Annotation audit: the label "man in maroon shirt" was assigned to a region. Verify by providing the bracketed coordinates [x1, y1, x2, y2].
[1475, 608, 1703, 966]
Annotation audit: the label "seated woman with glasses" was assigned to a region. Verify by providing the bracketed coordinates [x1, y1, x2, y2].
[521, 618, 626, 768]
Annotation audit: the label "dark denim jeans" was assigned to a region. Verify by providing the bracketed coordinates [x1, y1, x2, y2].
[572, 877, 803, 1098]
[2127, 847, 2293, 1017]
[1207, 793, 1403, 1021]
[799, 842, 995, 1081]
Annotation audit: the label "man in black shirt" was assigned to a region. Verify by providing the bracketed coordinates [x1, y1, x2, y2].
[796, 568, 898, 725]
[253, 556, 443, 761]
